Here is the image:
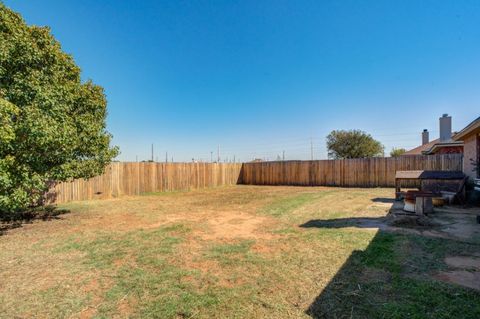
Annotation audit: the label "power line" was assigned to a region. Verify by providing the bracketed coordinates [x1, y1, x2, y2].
[218, 131, 432, 152]
[121, 127, 438, 162]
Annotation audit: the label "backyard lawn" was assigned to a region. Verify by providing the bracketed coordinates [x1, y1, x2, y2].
[1, 186, 479, 318]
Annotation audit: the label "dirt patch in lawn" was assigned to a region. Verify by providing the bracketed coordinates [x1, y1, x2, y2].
[116, 296, 134, 317]
[202, 211, 275, 240]
[445, 256, 480, 270]
[434, 270, 480, 291]
[433, 255, 480, 291]
[142, 209, 276, 240]
[61, 187, 281, 241]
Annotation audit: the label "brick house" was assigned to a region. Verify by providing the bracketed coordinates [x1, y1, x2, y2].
[453, 116, 480, 180]
[402, 114, 463, 156]
[402, 114, 480, 182]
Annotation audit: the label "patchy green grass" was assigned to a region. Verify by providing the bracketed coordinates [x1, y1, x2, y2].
[309, 232, 480, 318]
[0, 186, 479, 318]
[260, 193, 323, 217]
[205, 239, 265, 267]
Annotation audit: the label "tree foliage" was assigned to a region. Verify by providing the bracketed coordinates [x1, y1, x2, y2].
[0, 4, 118, 216]
[326, 130, 384, 159]
[390, 148, 406, 157]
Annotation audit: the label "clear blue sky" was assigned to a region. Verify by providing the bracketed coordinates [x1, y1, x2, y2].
[5, 0, 480, 162]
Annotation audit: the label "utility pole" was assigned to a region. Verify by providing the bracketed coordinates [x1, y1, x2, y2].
[282, 150, 285, 161]
[210, 151, 213, 163]
[151, 144, 154, 162]
[165, 151, 168, 163]
[310, 138, 314, 160]
[217, 145, 220, 163]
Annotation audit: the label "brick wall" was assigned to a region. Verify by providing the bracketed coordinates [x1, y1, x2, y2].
[435, 146, 464, 155]
[463, 133, 479, 179]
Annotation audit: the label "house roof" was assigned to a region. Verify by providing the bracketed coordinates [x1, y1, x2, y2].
[395, 170, 465, 180]
[402, 115, 480, 155]
[424, 141, 463, 154]
[453, 116, 480, 141]
[402, 139, 440, 155]
[403, 135, 463, 156]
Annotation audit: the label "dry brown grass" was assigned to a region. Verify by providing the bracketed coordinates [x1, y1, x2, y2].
[1, 185, 478, 318]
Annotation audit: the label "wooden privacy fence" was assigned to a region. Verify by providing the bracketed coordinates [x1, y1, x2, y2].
[49, 162, 243, 204]
[240, 154, 463, 188]
[49, 154, 463, 204]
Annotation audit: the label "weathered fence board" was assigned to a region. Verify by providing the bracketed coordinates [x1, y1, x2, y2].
[49, 154, 463, 204]
[240, 154, 463, 188]
[49, 162, 243, 204]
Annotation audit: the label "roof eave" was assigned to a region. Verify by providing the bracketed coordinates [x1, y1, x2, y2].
[453, 117, 480, 141]
[423, 141, 464, 155]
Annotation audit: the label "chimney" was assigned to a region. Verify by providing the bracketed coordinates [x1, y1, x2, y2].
[439, 114, 452, 142]
[422, 129, 429, 145]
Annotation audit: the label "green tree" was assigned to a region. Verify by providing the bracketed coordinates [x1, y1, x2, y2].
[390, 148, 406, 157]
[326, 130, 384, 159]
[0, 4, 118, 217]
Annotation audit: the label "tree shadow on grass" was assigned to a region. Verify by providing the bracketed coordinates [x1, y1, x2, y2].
[0, 206, 70, 236]
[300, 217, 480, 318]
